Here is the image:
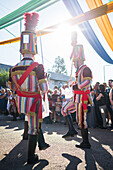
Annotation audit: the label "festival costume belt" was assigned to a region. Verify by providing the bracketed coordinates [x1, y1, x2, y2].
[17, 90, 42, 118]
[12, 62, 42, 119]
[74, 90, 90, 112]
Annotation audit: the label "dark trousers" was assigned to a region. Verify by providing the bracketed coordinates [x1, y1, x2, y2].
[106, 103, 113, 126]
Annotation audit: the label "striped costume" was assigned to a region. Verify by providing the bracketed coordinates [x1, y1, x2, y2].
[74, 64, 93, 129]
[61, 97, 76, 117]
[8, 57, 48, 135]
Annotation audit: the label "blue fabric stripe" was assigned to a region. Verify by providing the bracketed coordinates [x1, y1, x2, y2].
[23, 60, 26, 66]
[63, 0, 113, 64]
[20, 97, 22, 112]
[30, 116, 33, 134]
[25, 97, 27, 113]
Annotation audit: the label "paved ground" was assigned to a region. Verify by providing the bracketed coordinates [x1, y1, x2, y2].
[0, 114, 113, 170]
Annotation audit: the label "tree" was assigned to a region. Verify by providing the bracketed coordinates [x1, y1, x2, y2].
[52, 56, 67, 75]
[0, 69, 9, 88]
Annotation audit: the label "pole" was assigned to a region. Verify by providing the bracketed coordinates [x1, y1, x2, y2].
[103, 65, 113, 83]
[20, 20, 22, 61]
[39, 32, 44, 65]
[103, 65, 105, 82]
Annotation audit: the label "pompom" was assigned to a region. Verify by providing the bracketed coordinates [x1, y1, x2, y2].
[24, 13, 32, 30]
[31, 12, 39, 25]
[24, 12, 39, 31]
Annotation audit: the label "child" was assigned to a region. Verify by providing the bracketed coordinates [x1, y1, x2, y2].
[55, 97, 62, 122]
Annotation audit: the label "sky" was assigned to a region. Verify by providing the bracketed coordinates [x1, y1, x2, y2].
[0, 0, 113, 86]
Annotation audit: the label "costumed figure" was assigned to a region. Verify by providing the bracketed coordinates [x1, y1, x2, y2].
[61, 32, 79, 139]
[61, 82, 77, 138]
[71, 31, 93, 149]
[8, 12, 50, 164]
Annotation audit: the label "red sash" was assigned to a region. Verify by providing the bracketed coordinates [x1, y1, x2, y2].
[17, 62, 39, 88]
[74, 90, 90, 111]
[17, 90, 42, 118]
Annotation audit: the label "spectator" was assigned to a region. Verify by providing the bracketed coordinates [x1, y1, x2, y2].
[103, 82, 110, 125]
[96, 84, 109, 128]
[109, 81, 113, 121]
[0, 88, 7, 114]
[7, 90, 13, 115]
[52, 89, 59, 122]
[11, 91, 19, 121]
[93, 82, 103, 128]
[55, 96, 62, 122]
[87, 86, 96, 128]
[106, 79, 113, 129]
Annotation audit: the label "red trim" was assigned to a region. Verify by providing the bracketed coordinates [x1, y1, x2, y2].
[17, 62, 38, 88]
[75, 65, 86, 77]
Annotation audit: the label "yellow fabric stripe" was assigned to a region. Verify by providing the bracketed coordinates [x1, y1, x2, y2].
[11, 70, 36, 76]
[38, 79, 47, 84]
[83, 77, 92, 81]
[85, 0, 113, 51]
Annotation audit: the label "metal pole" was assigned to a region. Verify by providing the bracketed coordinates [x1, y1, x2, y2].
[103, 65, 112, 83]
[103, 65, 105, 82]
[20, 20, 22, 61]
[39, 32, 44, 65]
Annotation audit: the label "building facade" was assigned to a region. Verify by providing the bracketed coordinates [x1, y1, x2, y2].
[0, 63, 12, 72]
[47, 71, 75, 90]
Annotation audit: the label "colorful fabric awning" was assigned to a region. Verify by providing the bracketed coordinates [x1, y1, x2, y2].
[86, 0, 113, 51]
[0, 0, 60, 30]
[0, 2, 113, 46]
[63, 0, 113, 64]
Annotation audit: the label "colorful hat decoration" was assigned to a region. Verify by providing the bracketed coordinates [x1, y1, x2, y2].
[20, 12, 39, 55]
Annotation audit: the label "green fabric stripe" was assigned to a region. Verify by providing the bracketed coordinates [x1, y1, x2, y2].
[0, 0, 60, 30]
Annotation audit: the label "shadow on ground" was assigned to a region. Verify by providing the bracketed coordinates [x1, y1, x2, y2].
[0, 140, 49, 170]
[0, 119, 24, 131]
[0, 118, 113, 170]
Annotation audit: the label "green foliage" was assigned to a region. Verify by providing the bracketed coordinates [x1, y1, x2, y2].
[52, 56, 67, 75]
[0, 69, 9, 88]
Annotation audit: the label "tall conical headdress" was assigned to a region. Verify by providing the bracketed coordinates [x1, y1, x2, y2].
[70, 31, 85, 62]
[20, 12, 39, 55]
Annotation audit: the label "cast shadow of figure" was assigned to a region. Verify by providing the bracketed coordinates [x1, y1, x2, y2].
[84, 146, 113, 170]
[42, 122, 79, 137]
[76, 128, 113, 170]
[0, 119, 24, 131]
[62, 128, 113, 170]
[0, 140, 49, 170]
[88, 129, 113, 170]
[62, 153, 82, 170]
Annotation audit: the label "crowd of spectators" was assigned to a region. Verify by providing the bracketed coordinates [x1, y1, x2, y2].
[0, 88, 19, 121]
[91, 79, 113, 129]
[0, 79, 113, 129]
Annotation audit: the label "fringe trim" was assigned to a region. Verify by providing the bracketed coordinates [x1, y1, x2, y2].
[11, 70, 36, 76]
[38, 79, 47, 84]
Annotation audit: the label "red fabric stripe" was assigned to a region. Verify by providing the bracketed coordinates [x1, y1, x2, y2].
[17, 62, 38, 88]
